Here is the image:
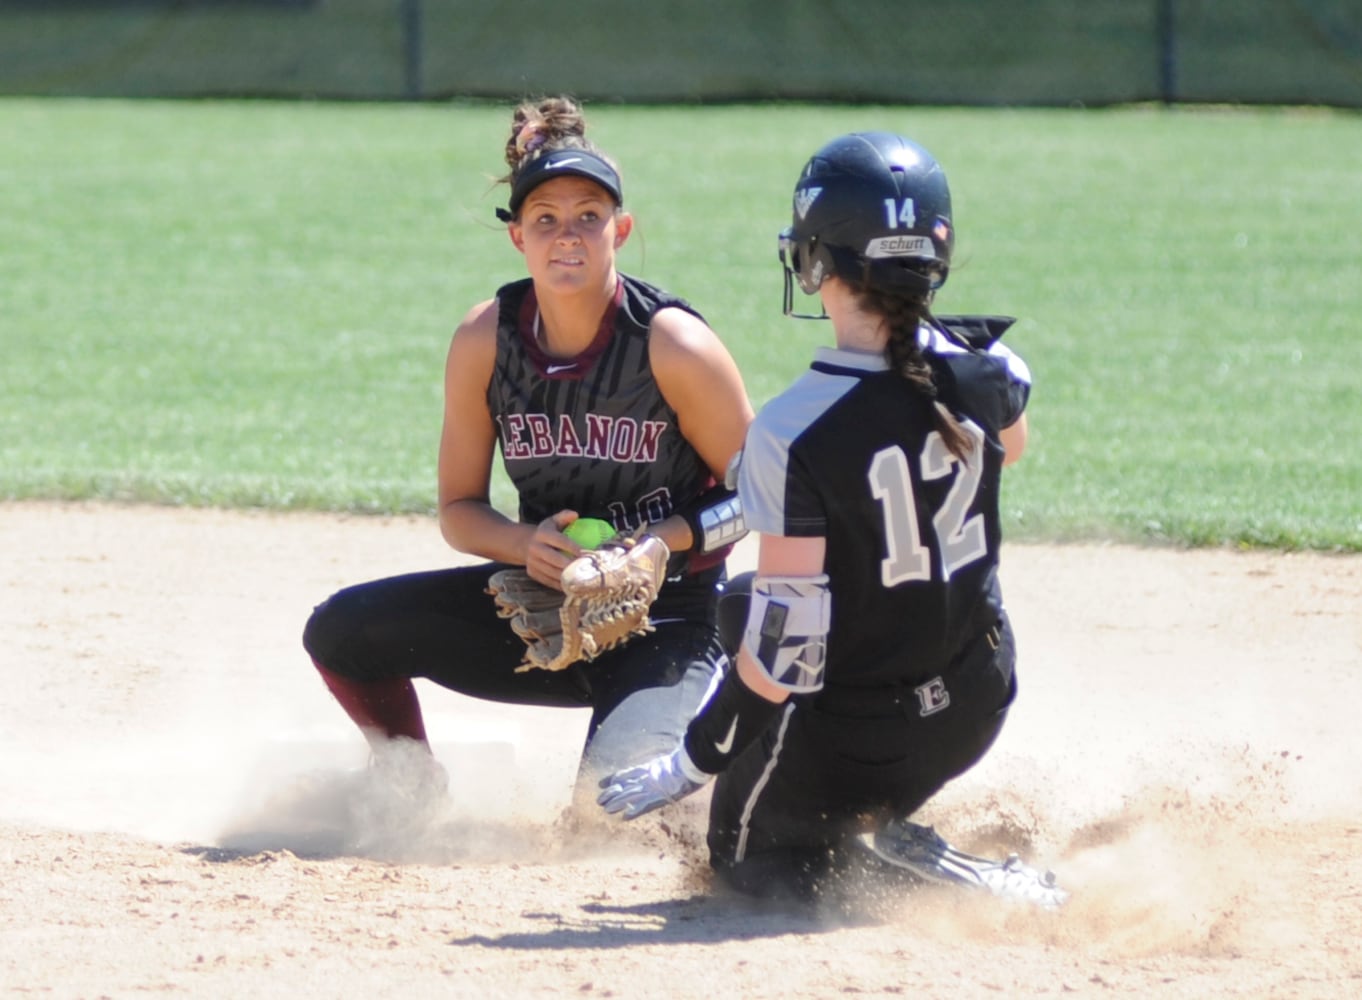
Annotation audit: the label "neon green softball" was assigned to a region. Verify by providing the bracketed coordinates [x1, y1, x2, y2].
[563, 517, 616, 550]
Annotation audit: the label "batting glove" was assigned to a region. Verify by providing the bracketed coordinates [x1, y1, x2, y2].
[596, 745, 712, 820]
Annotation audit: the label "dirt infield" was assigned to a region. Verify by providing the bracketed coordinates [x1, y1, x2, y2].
[2, 501, 1359, 998]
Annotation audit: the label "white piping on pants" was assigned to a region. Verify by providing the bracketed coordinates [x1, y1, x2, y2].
[734, 702, 796, 863]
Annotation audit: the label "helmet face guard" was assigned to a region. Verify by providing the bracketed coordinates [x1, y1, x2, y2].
[779, 227, 828, 319]
[779, 132, 953, 319]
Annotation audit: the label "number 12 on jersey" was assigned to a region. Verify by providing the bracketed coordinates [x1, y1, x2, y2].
[869, 420, 987, 587]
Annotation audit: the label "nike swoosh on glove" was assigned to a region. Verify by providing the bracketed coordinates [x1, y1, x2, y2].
[596, 745, 712, 820]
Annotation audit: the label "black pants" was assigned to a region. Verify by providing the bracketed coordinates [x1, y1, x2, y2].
[705, 601, 1018, 900]
[303, 562, 726, 783]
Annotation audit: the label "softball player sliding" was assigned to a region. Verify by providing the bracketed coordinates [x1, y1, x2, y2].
[600, 132, 1065, 907]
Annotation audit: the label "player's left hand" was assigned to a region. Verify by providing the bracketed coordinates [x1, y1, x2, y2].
[489, 532, 670, 674]
[596, 746, 711, 820]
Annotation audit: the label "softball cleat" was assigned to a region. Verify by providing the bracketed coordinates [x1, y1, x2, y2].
[865, 818, 1068, 909]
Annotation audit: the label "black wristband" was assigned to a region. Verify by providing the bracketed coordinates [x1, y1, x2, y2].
[683, 667, 784, 775]
[676, 484, 747, 554]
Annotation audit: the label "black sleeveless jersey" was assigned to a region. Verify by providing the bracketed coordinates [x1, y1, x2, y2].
[487, 274, 719, 574]
[736, 317, 1032, 687]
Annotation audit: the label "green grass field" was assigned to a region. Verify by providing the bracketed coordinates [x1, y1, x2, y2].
[2, 99, 1359, 550]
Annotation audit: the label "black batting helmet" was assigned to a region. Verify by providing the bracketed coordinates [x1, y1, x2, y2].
[779, 131, 953, 316]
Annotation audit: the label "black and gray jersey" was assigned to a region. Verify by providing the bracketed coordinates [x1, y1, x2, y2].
[487, 274, 718, 568]
[737, 317, 1031, 688]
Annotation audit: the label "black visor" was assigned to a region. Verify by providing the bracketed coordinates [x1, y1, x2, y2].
[497, 149, 623, 222]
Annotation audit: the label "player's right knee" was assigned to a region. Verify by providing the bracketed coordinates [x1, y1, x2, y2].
[716, 572, 753, 655]
[711, 849, 827, 903]
[301, 594, 343, 666]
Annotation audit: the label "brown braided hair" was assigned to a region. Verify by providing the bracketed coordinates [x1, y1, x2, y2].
[856, 283, 973, 462]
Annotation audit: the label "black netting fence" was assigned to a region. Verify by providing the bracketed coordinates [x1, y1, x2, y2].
[1, 0, 1359, 107]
